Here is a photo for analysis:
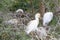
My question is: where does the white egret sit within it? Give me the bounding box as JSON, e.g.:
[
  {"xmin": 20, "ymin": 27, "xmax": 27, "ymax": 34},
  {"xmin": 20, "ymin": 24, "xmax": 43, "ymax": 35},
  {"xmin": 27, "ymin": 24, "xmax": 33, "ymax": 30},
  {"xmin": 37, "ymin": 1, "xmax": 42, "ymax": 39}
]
[
  {"xmin": 36, "ymin": 27, "xmax": 47, "ymax": 40},
  {"xmin": 43, "ymin": 12, "xmax": 53, "ymax": 27},
  {"xmin": 16, "ymin": 9, "xmax": 23, "ymax": 13},
  {"xmin": 16, "ymin": 9, "xmax": 24, "ymax": 18},
  {"xmin": 25, "ymin": 13, "xmax": 41, "ymax": 34}
]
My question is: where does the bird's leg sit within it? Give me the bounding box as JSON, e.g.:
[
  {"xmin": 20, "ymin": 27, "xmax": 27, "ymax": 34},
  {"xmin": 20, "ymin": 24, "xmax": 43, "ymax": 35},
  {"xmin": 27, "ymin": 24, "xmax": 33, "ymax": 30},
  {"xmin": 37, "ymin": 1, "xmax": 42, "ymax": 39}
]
[
  {"xmin": 35, "ymin": 35, "xmax": 40, "ymax": 40},
  {"xmin": 34, "ymin": 31, "xmax": 40, "ymax": 40},
  {"xmin": 30, "ymin": 31, "xmax": 36, "ymax": 40},
  {"xmin": 40, "ymin": 37, "xmax": 43, "ymax": 40},
  {"xmin": 30, "ymin": 32, "xmax": 34, "ymax": 37}
]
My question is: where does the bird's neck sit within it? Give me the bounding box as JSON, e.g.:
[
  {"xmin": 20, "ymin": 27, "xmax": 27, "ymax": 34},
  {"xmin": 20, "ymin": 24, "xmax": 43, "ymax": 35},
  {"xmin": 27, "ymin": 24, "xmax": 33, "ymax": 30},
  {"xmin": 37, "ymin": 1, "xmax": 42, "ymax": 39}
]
[{"xmin": 35, "ymin": 18, "xmax": 39, "ymax": 21}]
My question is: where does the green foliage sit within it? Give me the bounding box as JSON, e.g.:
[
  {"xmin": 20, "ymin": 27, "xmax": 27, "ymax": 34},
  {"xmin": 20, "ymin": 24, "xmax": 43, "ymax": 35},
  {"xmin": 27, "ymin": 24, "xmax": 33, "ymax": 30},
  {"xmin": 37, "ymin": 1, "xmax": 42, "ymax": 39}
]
[
  {"xmin": 0, "ymin": 0, "xmax": 40, "ymax": 12},
  {"xmin": 50, "ymin": 16, "xmax": 57, "ymax": 25},
  {"xmin": 0, "ymin": 17, "xmax": 3, "ymax": 24},
  {"xmin": 0, "ymin": 0, "xmax": 58, "ymax": 12},
  {"xmin": 0, "ymin": 24, "xmax": 31, "ymax": 40},
  {"xmin": 45, "ymin": 0, "xmax": 56, "ymax": 12}
]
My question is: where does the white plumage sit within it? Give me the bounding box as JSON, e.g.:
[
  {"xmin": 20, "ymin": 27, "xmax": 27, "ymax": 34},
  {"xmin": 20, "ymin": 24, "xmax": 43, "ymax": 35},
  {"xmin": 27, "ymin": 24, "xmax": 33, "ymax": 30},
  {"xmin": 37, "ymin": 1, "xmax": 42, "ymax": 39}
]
[
  {"xmin": 43, "ymin": 12, "xmax": 53, "ymax": 26},
  {"xmin": 16, "ymin": 9, "xmax": 23, "ymax": 13},
  {"xmin": 36, "ymin": 27, "xmax": 47, "ymax": 40},
  {"xmin": 25, "ymin": 13, "xmax": 41, "ymax": 34},
  {"xmin": 37, "ymin": 27, "xmax": 47, "ymax": 36}
]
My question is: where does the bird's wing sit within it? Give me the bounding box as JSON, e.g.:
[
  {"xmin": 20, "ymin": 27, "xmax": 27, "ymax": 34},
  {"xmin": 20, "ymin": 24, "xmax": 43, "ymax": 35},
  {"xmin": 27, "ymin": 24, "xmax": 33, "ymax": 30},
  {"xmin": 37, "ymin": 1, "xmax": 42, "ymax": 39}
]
[
  {"xmin": 43, "ymin": 13, "xmax": 53, "ymax": 23},
  {"xmin": 27, "ymin": 20, "xmax": 34, "ymax": 26},
  {"xmin": 26, "ymin": 20, "xmax": 37, "ymax": 30},
  {"xmin": 25, "ymin": 20, "xmax": 36, "ymax": 34}
]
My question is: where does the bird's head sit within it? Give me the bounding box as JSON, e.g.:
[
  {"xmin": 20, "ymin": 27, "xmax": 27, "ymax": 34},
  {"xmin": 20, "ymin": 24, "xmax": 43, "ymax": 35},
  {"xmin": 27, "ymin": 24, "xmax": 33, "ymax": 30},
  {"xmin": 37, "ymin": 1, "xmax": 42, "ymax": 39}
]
[
  {"xmin": 16, "ymin": 9, "xmax": 24, "ymax": 13},
  {"xmin": 35, "ymin": 13, "xmax": 41, "ymax": 20}
]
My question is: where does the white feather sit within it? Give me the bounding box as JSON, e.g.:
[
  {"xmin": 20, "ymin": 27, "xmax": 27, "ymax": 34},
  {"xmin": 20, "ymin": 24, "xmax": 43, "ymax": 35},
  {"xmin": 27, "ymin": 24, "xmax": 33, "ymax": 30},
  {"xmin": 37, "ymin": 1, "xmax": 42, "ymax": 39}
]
[
  {"xmin": 25, "ymin": 13, "xmax": 40, "ymax": 34},
  {"xmin": 16, "ymin": 9, "xmax": 23, "ymax": 13},
  {"xmin": 43, "ymin": 12, "xmax": 53, "ymax": 26},
  {"xmin": 36, "ymin": 27, "xmax": 47, "ymax": 40}
]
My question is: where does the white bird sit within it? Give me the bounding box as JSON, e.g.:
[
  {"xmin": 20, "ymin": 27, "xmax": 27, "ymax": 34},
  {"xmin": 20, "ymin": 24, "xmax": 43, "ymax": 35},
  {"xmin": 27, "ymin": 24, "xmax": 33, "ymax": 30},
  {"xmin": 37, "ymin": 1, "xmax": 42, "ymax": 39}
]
[
  {"xmin": 25, "ymin": 13, "xmax": 41, "ymax": 34},
  {"xmin": 36, "ymin": 27, "xmax": 47, "ymax": 40},
  {"xmin": 16, "ymin": 9, "xmax": 23, "ymax": 13},
  {"xmin": 43, "ymin": 12, "xmax": 53, "ymax": 27},
  {"xmin": 16, "ymin": 9, "xmax": 25, "ymax": 18},
  {"xmin": 37, "ymin": 27, "xmax": 47, "ymax": 36}
]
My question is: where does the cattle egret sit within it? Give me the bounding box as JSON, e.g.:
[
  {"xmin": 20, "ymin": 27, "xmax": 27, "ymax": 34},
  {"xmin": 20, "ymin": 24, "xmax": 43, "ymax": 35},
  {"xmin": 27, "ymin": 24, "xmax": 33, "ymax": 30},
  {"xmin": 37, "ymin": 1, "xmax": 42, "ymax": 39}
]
[
  {"xmin": 25, "ymin": 13, "xmax": 41, "ymax": 34},
  {"xmin": 43, "ymin": 12, "xmax": 53, "ymax": 27},
  {"xmin": 36, "ymin": 27, "xmax": 47, "ymax": 40},
  {"xmin": 16, "ymin": 9, "xmax": 25, "ymax": 18},
  {"xmin": 16, "ymin": 9, "xmax": 23, "ymax": 13}
]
